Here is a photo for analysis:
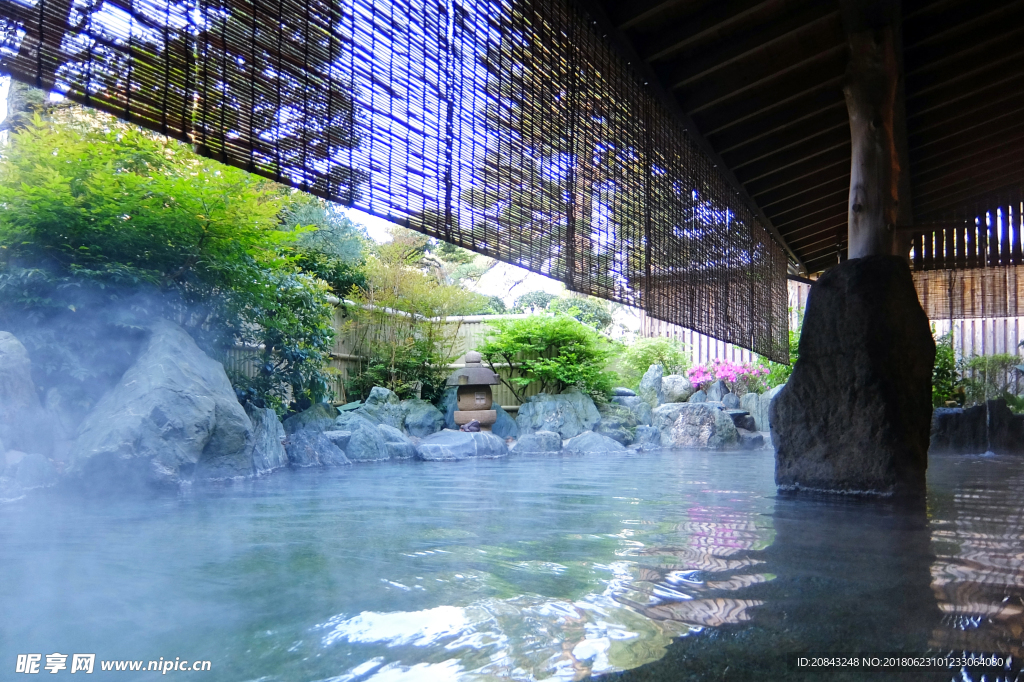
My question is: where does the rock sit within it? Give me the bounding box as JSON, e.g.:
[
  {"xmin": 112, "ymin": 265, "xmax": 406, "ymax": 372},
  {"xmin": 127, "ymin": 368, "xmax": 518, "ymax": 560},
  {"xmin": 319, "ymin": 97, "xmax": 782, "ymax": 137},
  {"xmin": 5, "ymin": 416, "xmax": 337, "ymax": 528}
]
[
  {"xmin": 688, "ymin": 390, "xmax": 707, "ymax": 403},
  {"xmin": 42, "ymin": 388, "xmax": 81, "ymax": 461},
  {"xmin": 516, "ymin": 389, "xmax": 601, "ymax": 439},
  {"xmin": 355, "ymin": 387, "xmax": 406, "ymax": 430},
  {"xmin": 322, "ymin": 429, "xmax": 352, "ymax": 451},
  {"xmin": 283, "ymin": 403, "xmax": 339, "ymax": 435},
  {"xmin": 610, "ymin": 395, "xmax": 653, "ymax": 426},
  {"xmin": 633, "ymin": 425, "xmax": 661, "ymax": 449},
  {"xmin": 759, "ymin": 385, "xmax": 785, "ymax": 432},
  {"xmin": 378, "ymin": 424, "xmax": 417, "ymax": 459},
  {"xmin": 68, "ymin": 320, "xmax": 254, "ymax": 487},
  {"xmin": 0, "ymin": 332, "xmax": 50, "ymax": 456},
  {"xmin": 403, "ymin": 399, "xmax": 444, "ymax": 437},
  {"xmin": 511, "ymin": 431, "xmax": 562, "ymax": 454},
  {"xmin": 246, "ymin": 406, "xmax": 288, "ymax": 475},
  {"xmin": 737, "ymin": 429, "xmax": 765, "ymax": 450},
  {"xmin": 438, "ymin": 387, "xmax": 459, "ymax": 430},
  {"xmin": 983, "ymin": 399, "xmax": 1024, "ymax": 455},
  {"xmin": 739, "ymin": 392, "xmax": 760, "ymax": 422},
  {"xmin": 416, "ymin": 429, "xmax": 508, "ymax": 461},
  {"xmin": 662, "ymin": 375, "xmax": 694, "ymax": 403},
  {"xmin": 725, "ymin": 409, "xmax": 756, "ymax": 432},
  {"xmin": 929, "ymin": 406, "xmax": 986, "ymax": 455},
  {"xmin": 5, "ymin": 452, "xmax": 58, "ymax": 490},
  {"xmin": 706, "ymin": 380, "xmax": 728, "ymax": 402},
  {"xmin": 285, "ymin": 430, "xmax": 351, "ymax": 467},
  {"xmin": 564, "ymin": 431, "xmax": 627, "ymax": 454},
  {"xmin": 638, "ymin": 365, "xmax": 664, "ymax": 408},
  {"xmin": 771, "ymin": 256, "xmax": 934, "ymax": 496},
  {"xmin": 722, "ymin": 393, "xmax": 740, "ymax": 409},
  {"xmin": 612, "ymin": 387, "xmax": 637, "ymax": 397},
  {"xmin": 335, "ymin": 413, "xmax": 390, "ymax": 461},
  {"xmin": 492, "ymin": 404, "xmax": 519, "ymax": 439},
  {"xmin": 596, "ymin": 403, "xmax": 638, "ymax": 445},
  {"xmin": 653, "ymin": 403, "xmax": 738, "ymax": 449}
]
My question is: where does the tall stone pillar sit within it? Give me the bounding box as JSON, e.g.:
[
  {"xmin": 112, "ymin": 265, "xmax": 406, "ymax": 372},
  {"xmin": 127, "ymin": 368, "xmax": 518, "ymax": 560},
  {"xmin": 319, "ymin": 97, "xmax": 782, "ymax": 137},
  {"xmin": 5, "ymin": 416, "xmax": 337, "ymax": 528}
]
[{"xmin": 770, "ymin": 256, "xmax": 934, "ymax": 496}]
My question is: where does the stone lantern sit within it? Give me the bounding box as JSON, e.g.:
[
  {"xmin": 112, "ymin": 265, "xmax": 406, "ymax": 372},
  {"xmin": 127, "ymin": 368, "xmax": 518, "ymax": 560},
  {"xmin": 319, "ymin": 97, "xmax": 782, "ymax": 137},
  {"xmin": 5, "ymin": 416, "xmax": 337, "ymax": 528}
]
[{"xmin": 447, "ymin": 351, "xmax": 501, "ymax": 431}]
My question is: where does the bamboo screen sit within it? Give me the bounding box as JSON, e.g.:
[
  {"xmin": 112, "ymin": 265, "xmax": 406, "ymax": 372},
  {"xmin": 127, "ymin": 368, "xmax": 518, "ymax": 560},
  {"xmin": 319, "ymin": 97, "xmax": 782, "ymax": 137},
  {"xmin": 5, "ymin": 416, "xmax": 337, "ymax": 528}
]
[{"xmin": 0, "ymin": 0, "xmax": 789, "ymax": 360}]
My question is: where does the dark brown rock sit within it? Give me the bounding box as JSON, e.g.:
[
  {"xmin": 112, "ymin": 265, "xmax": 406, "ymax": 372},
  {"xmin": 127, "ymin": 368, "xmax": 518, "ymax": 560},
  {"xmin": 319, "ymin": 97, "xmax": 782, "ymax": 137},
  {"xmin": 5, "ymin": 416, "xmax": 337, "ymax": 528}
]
[
  {"xmin": 771, "ymin": 256, "xmax": 934, "ymax": 496},
  {"xmin": 929, "ymin": 406, "xmax": 987, "ymax": 455}
]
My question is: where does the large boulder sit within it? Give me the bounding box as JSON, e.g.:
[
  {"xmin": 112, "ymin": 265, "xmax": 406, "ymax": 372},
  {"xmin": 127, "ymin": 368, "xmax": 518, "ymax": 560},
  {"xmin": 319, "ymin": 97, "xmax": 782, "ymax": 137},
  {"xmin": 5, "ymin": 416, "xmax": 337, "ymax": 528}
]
[
  {"xmin": 610, "ymin": 395, "xmax": 652, "ymax": 426},
  {"xmin": 68, "ymin": 320, "xmax": 254, "ymax": 488},
  {"xmin": 739, "ymin": 385, "xmax": 785, "ymax": 432},
  {"xmin": 3, "ymin": 451, "xmax": 58, "ymax": 491},
  {"xmin": 416, "ymin": 429, "xmax": 508, "ymax": 461},
  {"xmin": 403, "ymin": 399, "xmax": 444, "ymax": 437},
  {"xmin": 637, "ymin": 364, "xmax": 664, "ymax": 408},
  {"xmin": 438, "ymin": 387, "xmax": 459, "ymax": 430},
  {"xmin": 0, "ymin": 332, "xmax": 50, "ymax": 456},
  {"xmin": 662, "ymin": 375, "xmax": 694, "ymax": 403},
  {"xmin": 564, "ymin": 431, "xmax": 626, "ymax": 454},
  {"xmin": 739, "ymin": 392, "xmax": 760, "ymax": 424},
  {"xmin": 492, "ymin": 404, "xmax": 519, "ymax": 439},
  {"xmin": 653, "ymin": 402, "xmax": 738, "ymax": 450},
  {"xmin": 722, "ymin": 393, "xmax": 740, "ymax": 409},
  {"xmin": 247, "ymin": 406, "xmax": 289, "ymax": 475},
  {"xmin": 929, "ymin": 406, "xmax": 987, "ymax": 455},
  {"xmin": 612, "ymin": 387, "xmax": 637, "ymax": 397},
  {"xmin": 283, "ymin": 403, "xmax": 338, "ymax": 435},
  {"xmin": 378, "ymin": 424, "xmax": 417, "ymax": 459},
  {"xmin": 595, "ymin": 403, "xmax": 638, "ymax": 445},
  {"xmin": 516, "ymin": 389, "xmax": 600, "ymax": 439},
  {"xmin": 983, "ymin": 399, "xmax": 1024, "ymax": 455},
  {"xmin": 335, "ymin": 412, "xmax": 390, "ymax": 461},
  {"xmin": 706, "ymin": 380, "xmax": 728, "ymax": 402},
  {"xmin": 771, "ymin": 256, "xmax": 935, "ymax": 496},
  {"xmin": 354, "ymin": 387, "xmax": 406, "ymax": 430},
  {"xmin": 688, "ymin": 390, "xmax": 707, "ymax": 403},
  {"xmin": 511, "ymin": 431, "xmax": 562, "ymax": 454},
  {"xmin": 285, "ymin": 430, "xmax": 351, "ymax": 467},
  {"xmin": 633, "ymin": 425, "xmax": 661, "ymax": 449}
]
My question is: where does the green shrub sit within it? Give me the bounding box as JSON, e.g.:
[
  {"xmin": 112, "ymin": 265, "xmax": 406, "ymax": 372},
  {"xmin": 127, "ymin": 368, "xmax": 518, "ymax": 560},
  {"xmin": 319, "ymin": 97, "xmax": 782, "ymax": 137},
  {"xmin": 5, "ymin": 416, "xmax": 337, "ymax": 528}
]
[
  {"xmin": 932, "ymin": 331, "xmax": 964, "ymax": 407},
  {"xmin": 477, "ymin": 315, "xmax": 615, "ymax": 403},
  {"xmin": 963, "ymin": 352, "xmax": 1020, "ymax": 407},
  {"xmin": 620, "ymin": 337, "xmax": 690, "ymax": 388}
]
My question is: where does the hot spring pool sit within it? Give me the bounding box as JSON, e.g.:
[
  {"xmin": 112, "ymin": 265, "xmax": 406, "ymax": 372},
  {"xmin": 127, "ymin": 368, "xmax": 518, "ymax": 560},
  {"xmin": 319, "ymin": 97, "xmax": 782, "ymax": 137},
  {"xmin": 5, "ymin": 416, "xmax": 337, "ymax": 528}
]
[{"xmin": 1, "ymin": 449, "xmax": 1022, "ymax": 681}]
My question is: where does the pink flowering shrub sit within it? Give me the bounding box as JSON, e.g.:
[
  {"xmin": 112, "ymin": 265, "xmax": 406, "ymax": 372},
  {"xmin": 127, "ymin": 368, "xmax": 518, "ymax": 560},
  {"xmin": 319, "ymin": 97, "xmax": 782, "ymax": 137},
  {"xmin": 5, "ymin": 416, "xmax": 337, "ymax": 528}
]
[{"xmin": 687, "ymin": 359, "xmax": 770, "ymax": 394}]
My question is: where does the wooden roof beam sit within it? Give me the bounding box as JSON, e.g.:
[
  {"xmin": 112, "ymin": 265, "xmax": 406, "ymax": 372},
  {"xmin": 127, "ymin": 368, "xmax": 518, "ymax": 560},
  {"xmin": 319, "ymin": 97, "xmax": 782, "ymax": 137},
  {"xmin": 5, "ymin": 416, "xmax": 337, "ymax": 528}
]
[
  {"xmin": 698, "ymin": 76, "xmax": 844, "ymax": 138},
  {"xmin": 745, "ymin": 148, "xmax": 851, "ymax": 198},
  {"xmin": 759, "ymin": 173, "xmax": 850, "ymax": 212},
  {"xmin": 911, "ymin": 122, "xmax": 1024, "ymax": 171},
  {"xmin": 909, "ymin": 91, "xmax": 1024, "ymax": 153},
  {"xmin": 637, "ymin": 0, "xmax": 777, "ymax": 60}
]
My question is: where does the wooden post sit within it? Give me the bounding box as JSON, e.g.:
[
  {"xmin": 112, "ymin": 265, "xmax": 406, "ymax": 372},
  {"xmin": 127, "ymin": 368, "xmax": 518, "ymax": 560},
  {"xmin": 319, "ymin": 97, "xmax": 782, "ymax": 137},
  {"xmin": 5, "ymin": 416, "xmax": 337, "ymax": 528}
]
[{"xmin": 841, "ymin": 0, "xmax": 907, "ymax": 259}]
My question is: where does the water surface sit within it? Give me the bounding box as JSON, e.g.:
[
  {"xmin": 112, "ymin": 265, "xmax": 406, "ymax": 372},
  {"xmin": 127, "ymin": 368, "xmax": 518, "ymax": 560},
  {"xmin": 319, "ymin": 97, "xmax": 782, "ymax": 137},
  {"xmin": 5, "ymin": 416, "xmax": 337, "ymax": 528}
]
[{"xmin": 1, "ymin": 450, "xmax": 1022, "ymax": 681}]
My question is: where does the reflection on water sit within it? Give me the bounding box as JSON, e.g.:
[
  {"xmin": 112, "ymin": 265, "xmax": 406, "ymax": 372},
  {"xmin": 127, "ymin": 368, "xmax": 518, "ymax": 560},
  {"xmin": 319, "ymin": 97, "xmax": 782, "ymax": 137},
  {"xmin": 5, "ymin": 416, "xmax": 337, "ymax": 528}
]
[{"xmin": 0, "ymin": 450, "xmax": 1022, "ymax": 680}]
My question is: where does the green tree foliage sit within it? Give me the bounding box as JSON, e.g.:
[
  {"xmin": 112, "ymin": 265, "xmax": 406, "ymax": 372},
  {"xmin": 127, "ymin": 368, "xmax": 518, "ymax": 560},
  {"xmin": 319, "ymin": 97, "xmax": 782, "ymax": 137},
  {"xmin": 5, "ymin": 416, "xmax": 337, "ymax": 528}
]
[
  {"xmin": 620, "ymin": 337, "xmax": 690, "ymax": 388},
  {"xmin": 344, "ymin": 228, "xmax": 484, "ymax": 402},
  {"xmin": 755, "ymin": 309, "xmax": 802, "ymax": 389},
  {"xmin": 932, "ymin": 331, "xmax": 965, "ymax": 407},
  {"xmin": 512, "ymin": 291, "xmax": 556, "ymax": 313},
  {"xmin": 963, "ymin": 352, "xmax": 1020, "ymax": 407},
  {"xmin": 0, "ymin": 105, "xmax": 338, "ymax": 413},
  {"xmin": 477, "ymin": 315, "xmax": 615, "ymax": 403},
  {"xmin": 548, "ymin": 296, "xmax": 613, "ymax": 331},
  {"xmin": 281, "ymin": 199, "xmax": 367, "ymax": 296}
]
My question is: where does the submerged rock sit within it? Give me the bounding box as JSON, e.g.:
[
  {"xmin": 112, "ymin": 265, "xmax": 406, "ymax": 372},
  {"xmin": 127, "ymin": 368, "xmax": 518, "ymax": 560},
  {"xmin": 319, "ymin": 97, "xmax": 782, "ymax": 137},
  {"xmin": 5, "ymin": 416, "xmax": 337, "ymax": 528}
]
[
  {"xmin": 662, "ymin": 375, "xmax": 694, "ymax": 403},
  {"xmin": 283, "ymin": 403, "xmax": 339, "ymax": 435},
  {"xmin": 247, "ymin": 406, "xmax": 289, "ymax": 475},
  {"xmin": 737, "ymin": 429, "xmax": 765, "ymax": 450},
  {"xmin": 516, "ymin": 389, "xmax": 600, "ymax": 439},
  {"xmin": 511, "ymin": 430, "xmax": 562, "ymax": 454},
  {"xmin": 285, "ymin": 430, "xmax": 351, "ymax": 467},
  {"xmin": 638, "ymin": 365, "xmax": 664, "ymax": 408},
  {"xmin": 416, "ymin": 429, "xmax": 508, "ymax": 461},
  {"xmin": 633, "ymin": 425, "xmax": 661, "ymax": 449},
  {"xmin": 653, "ymin": 402, "xmax": 738, "ymax": 450},
  {"xmin": 563, "ymin": 431, "xmax": 626, "ymax": 454},
  {"xmin": 68, "ymin": 319, "xmax": 254, "ymax": 488}
]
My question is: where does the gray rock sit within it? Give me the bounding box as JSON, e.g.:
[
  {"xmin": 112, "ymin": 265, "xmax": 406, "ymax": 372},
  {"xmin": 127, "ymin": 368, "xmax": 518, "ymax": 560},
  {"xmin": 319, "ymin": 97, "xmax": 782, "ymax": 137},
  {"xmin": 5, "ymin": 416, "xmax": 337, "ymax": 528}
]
[
  {"xmin": 706, "ymin": 380, "xmax": 728, "ymax": 402},
  {"xmin": 492, "ymin": 404, "xmax": 519, "ymax": 439},
  {"xmin": 322, "ymin": 430, "xmax": 352, "ymax": 452},
  {"xmin": 759, "ymin": 385, "xmax": 785, "ymax": 432},
  {"xmin": 516, "ymin": 389, "xmax": 601, "ymax": 439},
  {"xmin": 688, "ymin": 390, "xmax": 707, "ymax": 403},
  {"xmin": 929, "ymin": 406, "xmax": 987, "ymax": 455},
  {"xmin": 68, "ymin": 320, "xmax": 254, "ymax": 487},
  {"xmin": 638, "ymin": 365, "xmax": 664, "ymax": 408},
  {"xmin": 610, "ymin": 395, "xmax": 652, "ymax": 426},
  {"xmin": 335, "ymin": 413, "xmax": 390, "ymax": 461},
  {"xmin": 633, "ymin": 425, "xmax": 661, "ymax": 449},
  {"xmin": 737, "ymin": 429, "xmax": 765, "ymax": 450},
  {"xmin": 511, "ymin": 430, "xmax": 562, "ymax": 454},
  {"xmin": 7, "ymin": 452, "xmax": 57, "ymax": 490},
  {"xmin": 367, "ymin": 386, "xmax": 400, "ymax": 405},
  {"xmin": 403, "ymin": 399, "xmax": 444, "ymax": 437},
  {"xmin": 771, "ymin": 256, "xmax": 934, "ymax": 496},
  {"xmin": 355, "ymin": 387, "xmax": 406, "ymax": 430},
  {"xmin": 0, "ymin": 332, "xmax": 50, "ymax": 456},
  {"xmin": 722, "ymin": 393, "xmax": 740, "ymax": 409},
  {"xmin": 246, "ymin": 406, "xmax": 288, "ymax": 475},
  {"xmin": 662, "ymin": 375, "xmax": 694, "ymax": 403},
  {"xmin": 983, "ymin": 399, "xmax": 1024, "ymax": 455},
  {"xmin": 725, "ymin": 409, "xmax": 756, "ymax": 432},
  {"xmin": 283, "ymin": 403, "xmax": 339, "ymax": 435},
  {"xmin": 653, "ymin": 402, "xmax": 738, "ymax": 449},
  {"xmin": 285, "ymin": 430, "xmax": 351, "ymax": 467},
  {"xmin": 611, "ymin": 395, "xmax": 641, "ymax": 408},
  {"xmin": 438, "ymin": 387, "xmax": 458, "ymax": 430},
  {"xmin": 740, "ymin": 392, "xmax": 760, "ymax": 422},
  {"xmin": 596, "ymin": 403, "xmax": 638, "ymax": 445},
  {"xmin": 564, "ymin": 430, "xmax": 627, "ymax": 454},
  {"xmin": 416, "ymin": 429, "xmax": 508, "ymax": 461},
  {"xmin": 612, "ymin": 387, "xmax": 637, "ymax": 397},
  {"xmin": 378, "ymin": 424, "xmax": 417, "ymax": 459}
]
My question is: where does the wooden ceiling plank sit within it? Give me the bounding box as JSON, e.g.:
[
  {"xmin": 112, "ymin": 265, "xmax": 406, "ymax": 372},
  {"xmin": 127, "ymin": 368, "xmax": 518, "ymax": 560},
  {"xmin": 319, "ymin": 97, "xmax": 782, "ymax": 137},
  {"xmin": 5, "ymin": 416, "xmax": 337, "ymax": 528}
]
[
  {"xmin": 913, "ymin": 157, "xmax": 1024, "ymax": 205},
  {"xmin": 768, "ymin": 187, "xmax": 850, "ymax": 221},
  {"xmin": 729, "ymin": 122, "xmax": 849, "ymax": 173},
  {"xmin": 713, "ymin": 101, "xmax": 846, "ymax": 155},
  {"xmin": 905, "ymin": 67, "xmax": 1024, "ymax": 122},
  {"xmin": 909, "ymin": 93, "xmax": 1024, "ymax": 154},
  {"xmin": 911, "ymin": 121, "xmax": 1024, "ymax": 171},
  {"xmin": 736, "ymin": 138, "xmax": 850, "ymax": 185},
  {"xmin": 915, "ymin": 173, "xmax": 1024, "ymax": 219},
  {"xmin": 613, "ymin": 0, "xmax": 694, "ymax": 30},
  {"xmin": 913, "ymin": 148, "xmax": 1024, "ymax": 196},
  {"xmin": 778, "ymin": 212, "xmax": 849, "ymax": 242},
  {"xmin": 757, "ymin": 170, "xmax": 849, "ymax": 210},
  {"xmin": 637, "ymin": 0, "xmax": 776, "ymax": 61},
  {"xmin": 744, "ymin": 149, "xmax": 851, "ymax": 198},
  {"xmin": 906, "ymin": 41, "xmax": 1024, "ymax": 101},
  {"xmin": 903, "ymin": 0, "xmax": 1024, "ymax": 52},
  {"xmin": 697, "ymin": 76, "xmax": 844, "ymax": 138}
]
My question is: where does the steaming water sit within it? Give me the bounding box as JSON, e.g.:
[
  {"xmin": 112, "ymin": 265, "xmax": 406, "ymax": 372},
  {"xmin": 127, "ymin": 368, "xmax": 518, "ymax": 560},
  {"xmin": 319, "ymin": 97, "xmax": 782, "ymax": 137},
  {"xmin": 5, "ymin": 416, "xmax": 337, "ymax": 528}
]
[{"xmin": 1, "ymin": 450, "xmax": 1022, "ymax": 681}]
